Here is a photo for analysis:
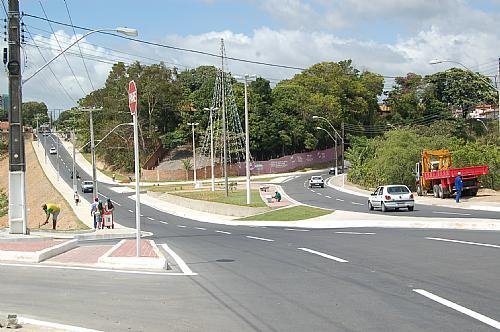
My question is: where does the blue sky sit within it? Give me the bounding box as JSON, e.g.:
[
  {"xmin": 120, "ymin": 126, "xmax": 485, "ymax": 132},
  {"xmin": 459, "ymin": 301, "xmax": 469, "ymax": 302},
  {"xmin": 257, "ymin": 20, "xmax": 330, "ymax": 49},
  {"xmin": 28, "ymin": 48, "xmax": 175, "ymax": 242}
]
[{"xmin": 2, "ymin": 0, "xmax": 499, "ymax": 110}]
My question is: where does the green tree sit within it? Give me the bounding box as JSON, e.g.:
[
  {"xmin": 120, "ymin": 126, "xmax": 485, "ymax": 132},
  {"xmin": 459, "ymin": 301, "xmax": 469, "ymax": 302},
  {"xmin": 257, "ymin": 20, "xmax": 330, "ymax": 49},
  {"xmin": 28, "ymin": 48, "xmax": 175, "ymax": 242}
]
[{"xmin": 22, "ymin": 101, "xmax": 49, "ymax": 127}]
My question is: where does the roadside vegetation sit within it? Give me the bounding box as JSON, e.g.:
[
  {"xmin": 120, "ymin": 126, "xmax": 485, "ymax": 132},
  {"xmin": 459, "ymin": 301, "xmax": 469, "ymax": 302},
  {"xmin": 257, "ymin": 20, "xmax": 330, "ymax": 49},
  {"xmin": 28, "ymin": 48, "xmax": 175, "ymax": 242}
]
[
  {"xmin": 238, "ymin": 206, "xmax": 333, "ymax": 221},
  {"xmin": 0, "ymin": 189, "xmax": 7, "ymax": 217}
]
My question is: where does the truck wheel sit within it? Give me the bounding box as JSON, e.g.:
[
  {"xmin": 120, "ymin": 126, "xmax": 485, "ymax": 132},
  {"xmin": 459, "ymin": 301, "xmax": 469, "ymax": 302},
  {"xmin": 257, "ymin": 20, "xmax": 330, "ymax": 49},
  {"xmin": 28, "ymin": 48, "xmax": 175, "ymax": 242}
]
[
  {"xmin": 470, "ymin": 189, "xmax": 478, "ymax": 196},
  {"xmin": 438, "ymin": 185, "xmax": 444, "ymax": 199},
  {"xmin": 433, "ymin": 184, "xmax": 439, "ymax": 198},
  {"xmin": 408, "ymin": 206, "xmax": 414, "ymax": 211},
  {"xmin": 381, "ymin": 203, "xmax": 387, "ymax": 212}
]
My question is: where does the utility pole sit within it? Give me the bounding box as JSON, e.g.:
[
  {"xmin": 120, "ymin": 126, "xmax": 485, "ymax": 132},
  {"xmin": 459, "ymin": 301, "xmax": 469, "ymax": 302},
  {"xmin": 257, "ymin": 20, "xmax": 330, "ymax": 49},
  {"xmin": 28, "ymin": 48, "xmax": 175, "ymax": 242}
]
[
  {"xmin": 243, "ymin": 74, "xmax": 256, "ymax": 205},
  {"xmin": 221, "ymin": 39, "xmax": 228, "ymax": 197},
  {"xmin": 72, "ymin": 129, "xmax": 76, "ymax": 192},
  {"xmin": 187, "ymin": 122, "xmax": 199, "ymax": 186},
  {"xmin": 203, "ymin": 107, "xmax": 218, "ymax": 191},
  {"xmin": 7, "ymin": 0, "xmax": 27, "ymax": 234},
  {"xmin": 498, "ymin": 58, "xmax": 500, "ymax": 135},
  {"xmin": 341, "ymin": 121, "xmax": 345, "ymax": 187},
  {"xmin": 89, "ymin": 108, "xmax": 97, "ymax": 198}
]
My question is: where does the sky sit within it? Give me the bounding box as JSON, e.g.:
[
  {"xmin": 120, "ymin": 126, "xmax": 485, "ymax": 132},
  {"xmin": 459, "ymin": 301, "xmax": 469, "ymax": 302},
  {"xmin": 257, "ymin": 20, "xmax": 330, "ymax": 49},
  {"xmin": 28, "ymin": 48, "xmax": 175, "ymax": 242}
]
[{"xmin": 1, "ymin": 0, "xmax": 500, "ymax": 112}]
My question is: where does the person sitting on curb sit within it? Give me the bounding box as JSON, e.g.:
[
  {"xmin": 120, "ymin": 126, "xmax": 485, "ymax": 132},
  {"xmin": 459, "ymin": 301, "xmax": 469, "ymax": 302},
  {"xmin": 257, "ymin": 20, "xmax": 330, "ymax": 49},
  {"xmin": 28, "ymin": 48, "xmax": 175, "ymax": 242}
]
[
  {"xmin": 272, "ymin": 191, "xmax": 282, "ymax": 202},
  {"xmin": 41, "ymin": 203, "xmax": 60, "ymax": 230}
]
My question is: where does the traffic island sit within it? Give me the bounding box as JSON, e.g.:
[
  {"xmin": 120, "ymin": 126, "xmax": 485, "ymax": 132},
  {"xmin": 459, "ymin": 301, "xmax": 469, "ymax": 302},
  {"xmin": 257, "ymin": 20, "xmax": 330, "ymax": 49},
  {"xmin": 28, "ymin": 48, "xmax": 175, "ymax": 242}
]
[
  {"xmin": 0, "ymin": 238, "xmax": 78, "ymax": 263},
  {"xmin": 98, "ymin": 239, "xmax": 167, "ymax": 270}
]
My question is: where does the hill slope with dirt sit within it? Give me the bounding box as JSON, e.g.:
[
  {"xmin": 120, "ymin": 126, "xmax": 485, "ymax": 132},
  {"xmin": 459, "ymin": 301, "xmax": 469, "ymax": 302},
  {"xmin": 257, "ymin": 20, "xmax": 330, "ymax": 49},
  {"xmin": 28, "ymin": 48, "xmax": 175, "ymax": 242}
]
[{"xmin": 0, "ymin": 140, "xmax": 84, "ymax": 230}]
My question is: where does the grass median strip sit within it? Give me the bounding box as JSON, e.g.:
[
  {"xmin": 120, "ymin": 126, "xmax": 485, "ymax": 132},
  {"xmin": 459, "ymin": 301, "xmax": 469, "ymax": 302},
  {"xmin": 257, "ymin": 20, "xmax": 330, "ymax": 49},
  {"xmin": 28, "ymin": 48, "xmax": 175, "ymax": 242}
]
[
  {"xmin": 238, "ymin": 205, "xmax": 333, "ymax": 221},
  {"xmin": 168, "ymin": 189, "xmax": 267, "ymax": 208}
]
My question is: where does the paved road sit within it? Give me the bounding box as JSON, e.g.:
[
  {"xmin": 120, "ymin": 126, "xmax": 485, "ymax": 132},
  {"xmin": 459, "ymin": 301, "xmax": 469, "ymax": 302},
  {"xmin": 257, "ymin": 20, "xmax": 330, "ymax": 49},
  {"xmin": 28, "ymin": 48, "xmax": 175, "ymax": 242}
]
[
  {"xmin": 280, "ymin": 172, "xmax": 500, "ymax": 219},
  {"xmin": 6, "ymin": 136, "xmax": 496, "ymax": 331}
]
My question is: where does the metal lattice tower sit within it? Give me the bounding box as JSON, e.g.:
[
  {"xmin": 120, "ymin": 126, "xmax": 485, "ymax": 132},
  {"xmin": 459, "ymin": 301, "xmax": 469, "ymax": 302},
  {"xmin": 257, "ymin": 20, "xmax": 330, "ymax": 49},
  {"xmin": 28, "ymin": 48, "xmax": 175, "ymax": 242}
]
[{"xmin": 200, "ymin": 39, "xmax": 247, "ymax": 168}]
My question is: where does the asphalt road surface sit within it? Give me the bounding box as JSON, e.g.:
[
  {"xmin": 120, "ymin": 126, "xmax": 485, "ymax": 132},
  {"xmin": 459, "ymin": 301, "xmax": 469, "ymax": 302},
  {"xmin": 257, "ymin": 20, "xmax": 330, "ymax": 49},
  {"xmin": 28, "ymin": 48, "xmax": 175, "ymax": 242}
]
[{"xmin": 4, "ymin": 136, "xmax": 496, "ymax": 331}]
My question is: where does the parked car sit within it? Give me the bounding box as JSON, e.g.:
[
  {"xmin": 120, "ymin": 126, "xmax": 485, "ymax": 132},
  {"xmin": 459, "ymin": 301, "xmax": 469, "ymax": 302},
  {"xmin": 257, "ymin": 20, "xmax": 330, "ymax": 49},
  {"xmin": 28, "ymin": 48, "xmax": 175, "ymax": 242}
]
[
  {"xmin": 81, "ymin": 180, "xmax": 93, "ymax": 193},
  {"xmin": 368, "ymin": 185, "xmax": 414, "ymax": 212},
  {"xmin": 49, "ymin": 146, "xmax": 57, "ymax": 154},
  {"xmin": 309, "ymin": 175, "xmax": 325, "ymax": 188}
]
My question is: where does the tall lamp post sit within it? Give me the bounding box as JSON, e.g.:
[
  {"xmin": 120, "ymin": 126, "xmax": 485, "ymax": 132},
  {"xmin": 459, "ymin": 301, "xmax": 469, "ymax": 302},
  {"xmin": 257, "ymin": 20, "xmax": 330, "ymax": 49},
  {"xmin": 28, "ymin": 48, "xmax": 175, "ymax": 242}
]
[
  {"xmin": 203, "ymin": 107, "xmax": 218, "ymax": 191},
  {"xmin": 429, "ymin": 59, "xmax": 500, "ymax": 135},
  {"xmin": 312, "ymin": 115, "xmax": 344, "ymax": 176},
  {"xmin": 316, "ymin": 126, "xmax": 337, "ymax": 177},
  {"xmin": 236, "ymin": 74, "xmax": 256, "ymax": 204},
  {"xmin": 476, "ymin": 118, "xmax": 488, "ymax": 132},
  {"xmin": 187, "ymin": 122, "xmax": 199, "ymax": 186}
]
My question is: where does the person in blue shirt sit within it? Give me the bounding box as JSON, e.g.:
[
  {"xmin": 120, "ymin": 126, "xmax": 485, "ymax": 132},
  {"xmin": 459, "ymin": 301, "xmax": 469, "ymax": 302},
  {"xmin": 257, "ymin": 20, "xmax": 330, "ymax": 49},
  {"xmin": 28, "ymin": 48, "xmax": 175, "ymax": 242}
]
[{"xmin": 454, "ymin": 172, "xmax": 463, "ymax": 203}]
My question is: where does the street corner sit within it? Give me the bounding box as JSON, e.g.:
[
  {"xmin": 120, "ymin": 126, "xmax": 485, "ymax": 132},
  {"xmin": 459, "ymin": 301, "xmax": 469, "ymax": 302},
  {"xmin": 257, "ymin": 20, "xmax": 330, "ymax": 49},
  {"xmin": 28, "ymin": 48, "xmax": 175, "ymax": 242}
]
[
  {"xmin": 97, "ymin": 239, "xmax": 168, "ymax": 271},
  {"xmin": 74, "ymin": 227, "xmax": 153, "ymax": 241},
  {"xmin": 0, "ymin": 237, "xmax": 78, "ymax": 263}
]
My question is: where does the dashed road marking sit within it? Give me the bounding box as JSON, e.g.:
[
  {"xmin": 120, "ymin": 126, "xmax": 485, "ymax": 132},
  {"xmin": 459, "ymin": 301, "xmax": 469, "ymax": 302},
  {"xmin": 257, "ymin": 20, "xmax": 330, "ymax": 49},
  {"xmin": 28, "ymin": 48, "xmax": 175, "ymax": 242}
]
[
  {"xmin": 284, "ymin": 228, "xmax": 310, "ymax": 232},
  {"xmin": 215, "ymin": 230, "xmax": 231, "ymax": 234},
  {"xmin": 335, "ymin": 231, "xmax": 375, "ymax": 235},
  {"xmin": 413, "ymin": 289, "xmax": 500, "ymax": 329},
  {"xmin": 325, "ymin": 195, "xmax": 332, "ymax": 198},
  {"xmin": 316, "ymin": 192, "xmax": 322, "ymax": 195},
  {"xmin": 195, "ymin": 227, "xmax": 206, "ymax": 230},
  {"xmin": 351, "ymin": 202, "xmax": 364, "ymax": 206},
  {"xmin": 157, "ymin": 220, "xmax": 168, "ymax": 225},
  {"xmin": 310, "ymin": 190, "xmax": 316, "ymax": 193},
  {"xmin": 147, "ymin": 217, "xmax": 155, "ymax": 221},
  {"xmin": 336, "ymin": 198, "xmax": 344, "ymax": 202},
  {"xmin": 177, "ymin": 225, "xmax": 187, "ymax": 228},
  {"xmin": 426, "ymin": 237, "xmax": 500, "ymax": 249},
  {"xmin": 128, "ymin": 209, "xmax": 133, "ymax": 213},
  {"xmin": 298, "ymin": 248, "xmax": 348, "ymax": 263},
  {"xmin": 246, "ymin": 236, "xmax": 274, "ymax": 242}
]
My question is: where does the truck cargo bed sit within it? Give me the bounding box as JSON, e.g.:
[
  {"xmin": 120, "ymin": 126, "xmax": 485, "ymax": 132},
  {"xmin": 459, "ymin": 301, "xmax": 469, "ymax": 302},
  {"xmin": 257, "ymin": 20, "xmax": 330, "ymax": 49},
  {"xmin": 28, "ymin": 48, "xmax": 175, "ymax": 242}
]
[{"xmin": 423, "ymin": 165, "xmax": 489, "ymax": 180}]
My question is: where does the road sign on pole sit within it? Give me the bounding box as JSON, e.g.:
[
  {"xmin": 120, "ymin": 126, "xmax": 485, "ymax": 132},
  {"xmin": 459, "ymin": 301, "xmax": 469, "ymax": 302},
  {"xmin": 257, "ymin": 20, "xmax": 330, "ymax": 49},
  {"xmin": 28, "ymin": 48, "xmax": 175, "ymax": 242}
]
[{"xmin": 128, "ymin": 80, "xmax": 137, "ymax": 115}]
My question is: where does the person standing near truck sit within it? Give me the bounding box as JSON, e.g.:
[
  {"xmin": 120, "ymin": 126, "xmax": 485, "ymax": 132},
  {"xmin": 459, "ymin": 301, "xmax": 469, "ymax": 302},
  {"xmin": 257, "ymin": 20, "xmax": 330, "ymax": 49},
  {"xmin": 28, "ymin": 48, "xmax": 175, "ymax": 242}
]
[{"xmin": 455, "ymin": 172, "xmax": 463, "ymax": 203}]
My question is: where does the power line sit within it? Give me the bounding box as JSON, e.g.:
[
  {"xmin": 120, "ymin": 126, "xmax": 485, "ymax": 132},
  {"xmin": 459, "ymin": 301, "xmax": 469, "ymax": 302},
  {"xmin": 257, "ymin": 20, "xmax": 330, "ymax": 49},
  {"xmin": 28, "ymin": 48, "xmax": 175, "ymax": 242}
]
[{"xmin": 63, "ymin": 0, "xmax": 95, "ymax": 91}]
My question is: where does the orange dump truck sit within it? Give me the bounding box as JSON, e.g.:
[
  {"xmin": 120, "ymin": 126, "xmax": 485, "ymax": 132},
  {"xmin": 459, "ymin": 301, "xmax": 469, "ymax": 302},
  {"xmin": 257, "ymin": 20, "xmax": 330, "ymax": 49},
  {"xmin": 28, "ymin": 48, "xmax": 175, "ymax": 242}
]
[{"xmin": 415, "ymin": 149, "xmax": 489, "ymax": 198}]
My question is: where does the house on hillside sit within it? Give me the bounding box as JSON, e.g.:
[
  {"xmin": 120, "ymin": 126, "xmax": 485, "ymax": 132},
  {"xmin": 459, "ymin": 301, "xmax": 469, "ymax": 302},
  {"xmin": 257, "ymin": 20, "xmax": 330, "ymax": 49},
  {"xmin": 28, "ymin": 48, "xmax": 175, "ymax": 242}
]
[{"xmin": 468, "ymin": 104, "xmax": 499, "ymax": 119}]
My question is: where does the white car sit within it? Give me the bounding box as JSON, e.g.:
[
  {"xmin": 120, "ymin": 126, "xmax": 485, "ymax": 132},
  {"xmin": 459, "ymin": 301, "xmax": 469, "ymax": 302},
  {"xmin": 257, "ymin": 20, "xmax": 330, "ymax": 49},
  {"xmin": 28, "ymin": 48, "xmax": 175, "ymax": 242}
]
[
  {"xmin": 368, "ymin": 185, "xmax": 414, "ymax": 212},
  {"xmin": 81, "ymin": 180, "xmax": 94, "ymax": 193},
  {"xmin": 49, "ymin": 147, "xmax": 57, "ymax": 155},
  {"xmin": 309, "ymin": 175, "xmax": 325, "ymax": 188}
]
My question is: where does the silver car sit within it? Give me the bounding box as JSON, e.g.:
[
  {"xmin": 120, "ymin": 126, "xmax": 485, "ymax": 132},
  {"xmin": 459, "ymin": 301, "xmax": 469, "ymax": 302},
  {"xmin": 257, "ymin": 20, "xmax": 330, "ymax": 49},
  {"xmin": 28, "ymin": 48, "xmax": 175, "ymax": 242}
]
[
  {"xmin": 309, "ymin": 175, "xmax": 325, "ymax": 188},
  {"xmin": 368, "ymin": 185, "xmax": 414, "ymax": 212},
  {"xmin": 81, "ymin": 180, "xmax": 93, "ymax": 193}
]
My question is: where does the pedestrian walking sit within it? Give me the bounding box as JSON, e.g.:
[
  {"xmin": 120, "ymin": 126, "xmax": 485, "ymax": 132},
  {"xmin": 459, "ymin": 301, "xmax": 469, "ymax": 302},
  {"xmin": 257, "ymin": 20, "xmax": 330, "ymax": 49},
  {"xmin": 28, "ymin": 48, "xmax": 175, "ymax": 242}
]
[
  {"xmin": 104, "ymin": 198, "xmax": 115, "ymax": 229},
  {"xmin": 96, "ymin": 201, "xmax": 104, "ymax": 229},
  {"xmin": 41, "ymin": 203, "xmax": 60, "ymax": 230},
  {"xmin": 91, "ymin": 197, "xmax": 99, "ymax": 229},
  {"xmin": 74, "ymin": 191, "xmax": 80, "ymax": 206},
  {"xmin": 112, "ymin": 173, "xmax": 116, "ymax": 182},
  {"xmin": 455, "ymin": 171, "xmax": 463, "ymax": 203}
]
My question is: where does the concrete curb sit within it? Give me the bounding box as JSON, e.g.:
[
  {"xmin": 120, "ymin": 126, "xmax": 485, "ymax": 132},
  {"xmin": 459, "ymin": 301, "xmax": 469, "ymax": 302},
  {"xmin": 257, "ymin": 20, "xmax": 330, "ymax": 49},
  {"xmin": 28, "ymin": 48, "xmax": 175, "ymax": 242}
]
[
  {"xmin": 75, "ymin": 230, "xmax": 153, "ymax": 241},
  {"xmin": 0, "ymin": 239, "xmax": 78, "ymax": 263},
  {"xmin": 97, "ymin": 239, "xmax": 167, "ymax": 270}
]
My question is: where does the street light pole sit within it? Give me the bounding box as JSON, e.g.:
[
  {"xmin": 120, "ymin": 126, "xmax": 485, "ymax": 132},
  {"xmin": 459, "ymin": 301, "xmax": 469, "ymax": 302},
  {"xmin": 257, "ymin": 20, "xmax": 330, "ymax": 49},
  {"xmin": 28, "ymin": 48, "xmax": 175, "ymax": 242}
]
[
  {"xmin": 204, "ymin": 107, "xmax": 218, "ymax": 191},
  {"xmin": 243, "ymin": 74, "xmax": 256, "ymax": 205},
  {"xmin": 187, "ymin": 122, "xmax": 199, "ymax": 186},
  {"xmin": 312, "ymin": 115, "xmax": 343, "ymax": 175},
  {"xmin": 72, "ymin": 129, "xmax": 76, "ymax": 192},
  {"xmin": 316, "ymin": 126, "xmax": 337, "ymax": 177},
  {"xmin": 89, "ymin": 108, "xmax": 97, "ymax": 199},
  {"xmin": 476, "ymin": 118, "xmax": 488, "ymax": 131}
]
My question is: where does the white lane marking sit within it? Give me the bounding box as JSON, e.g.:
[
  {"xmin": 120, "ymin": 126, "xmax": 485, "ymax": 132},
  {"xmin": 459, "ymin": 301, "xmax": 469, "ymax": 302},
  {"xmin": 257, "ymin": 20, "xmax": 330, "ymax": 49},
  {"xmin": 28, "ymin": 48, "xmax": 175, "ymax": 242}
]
[
  {"xmin": 298, "ymin": 248, "xmax": 348, "ymax": 263},
  {"xmin": 325, "ymin": 195, "xmax": 332, "ymax": 198},
  {"xmin": 128, "ymin": 209, "xmax": 133, "ymax": 213},
  {"xmin": 147, "ymin": 217, "xmax": 155, "ymax": 221},
  {"xmin": 336, "ymin": 198, "xmax": 345, "ymax": 202},
  {"xmin": 160, "ymin": 244, "xmax": 196, "ymax": 275},
  {"xmin": 426, "ymin": 237, "xmax": 500, "ymax": 249},
  {"xmin": 157, "ymin": 220, "xmax": 168, "ymax": 225},
  {"xmin": 177, "ymin": 225, "xmax": 187, "ymax": 228},
  {"xmin": 351, "ymin": 202, "xmax": 364, "ymax": 206},
  {"xmin": 413, "ymin": 289, "xmax": 500, "ymax": 329},
  {"xmin": 310, "ymin": 189, "xmax": 316, "ymax": 193},
  {"xmin": 316, "ymin": 192, "xmax": 322, "ymax": 195},
  {"xmin": 19, "ymin": 316, "xmax": 102, "ymax": 332},
  {"xmin": 246, "ymin": 235, "xmax": 274, "ymax": 242},
  {"xmin": 140, "ymin": 214, "xmax": 144, "ymax": 217},
  {"xmin": 195, "ymin": 227, "xmax": 206, "ymax": 230},
  {"xmin": 215, "ymin": 230, "xmax": 231, "ymax": 234},
  {"xmin": 433, "ymin": 211, "xmax": 471, "ymax": 216},
  {"xmin": 284, "ymin": 228, "xmax": 310, "ymax": 232},
  {"xmin": 99, "ymin": 193, "xmax": 109, "ymax": 199},
  {"xmin": 335, "ymin": 231, "xmax": 375, "ymax": 235},
  {"xmin": 111, "ymin": 200, "xmax": 121, "ymax": 207},
  {"xmin": 0, "ymin": 262, "xmax": 189, "ymax": 276}
]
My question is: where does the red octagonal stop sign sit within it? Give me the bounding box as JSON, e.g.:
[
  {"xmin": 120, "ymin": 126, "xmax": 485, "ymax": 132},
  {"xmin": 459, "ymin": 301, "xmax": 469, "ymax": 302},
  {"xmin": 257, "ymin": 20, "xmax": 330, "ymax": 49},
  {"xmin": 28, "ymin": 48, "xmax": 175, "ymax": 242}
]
[{"xmin": 128, "ymin": 80, "xmax": 137, "ymax": 115}]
